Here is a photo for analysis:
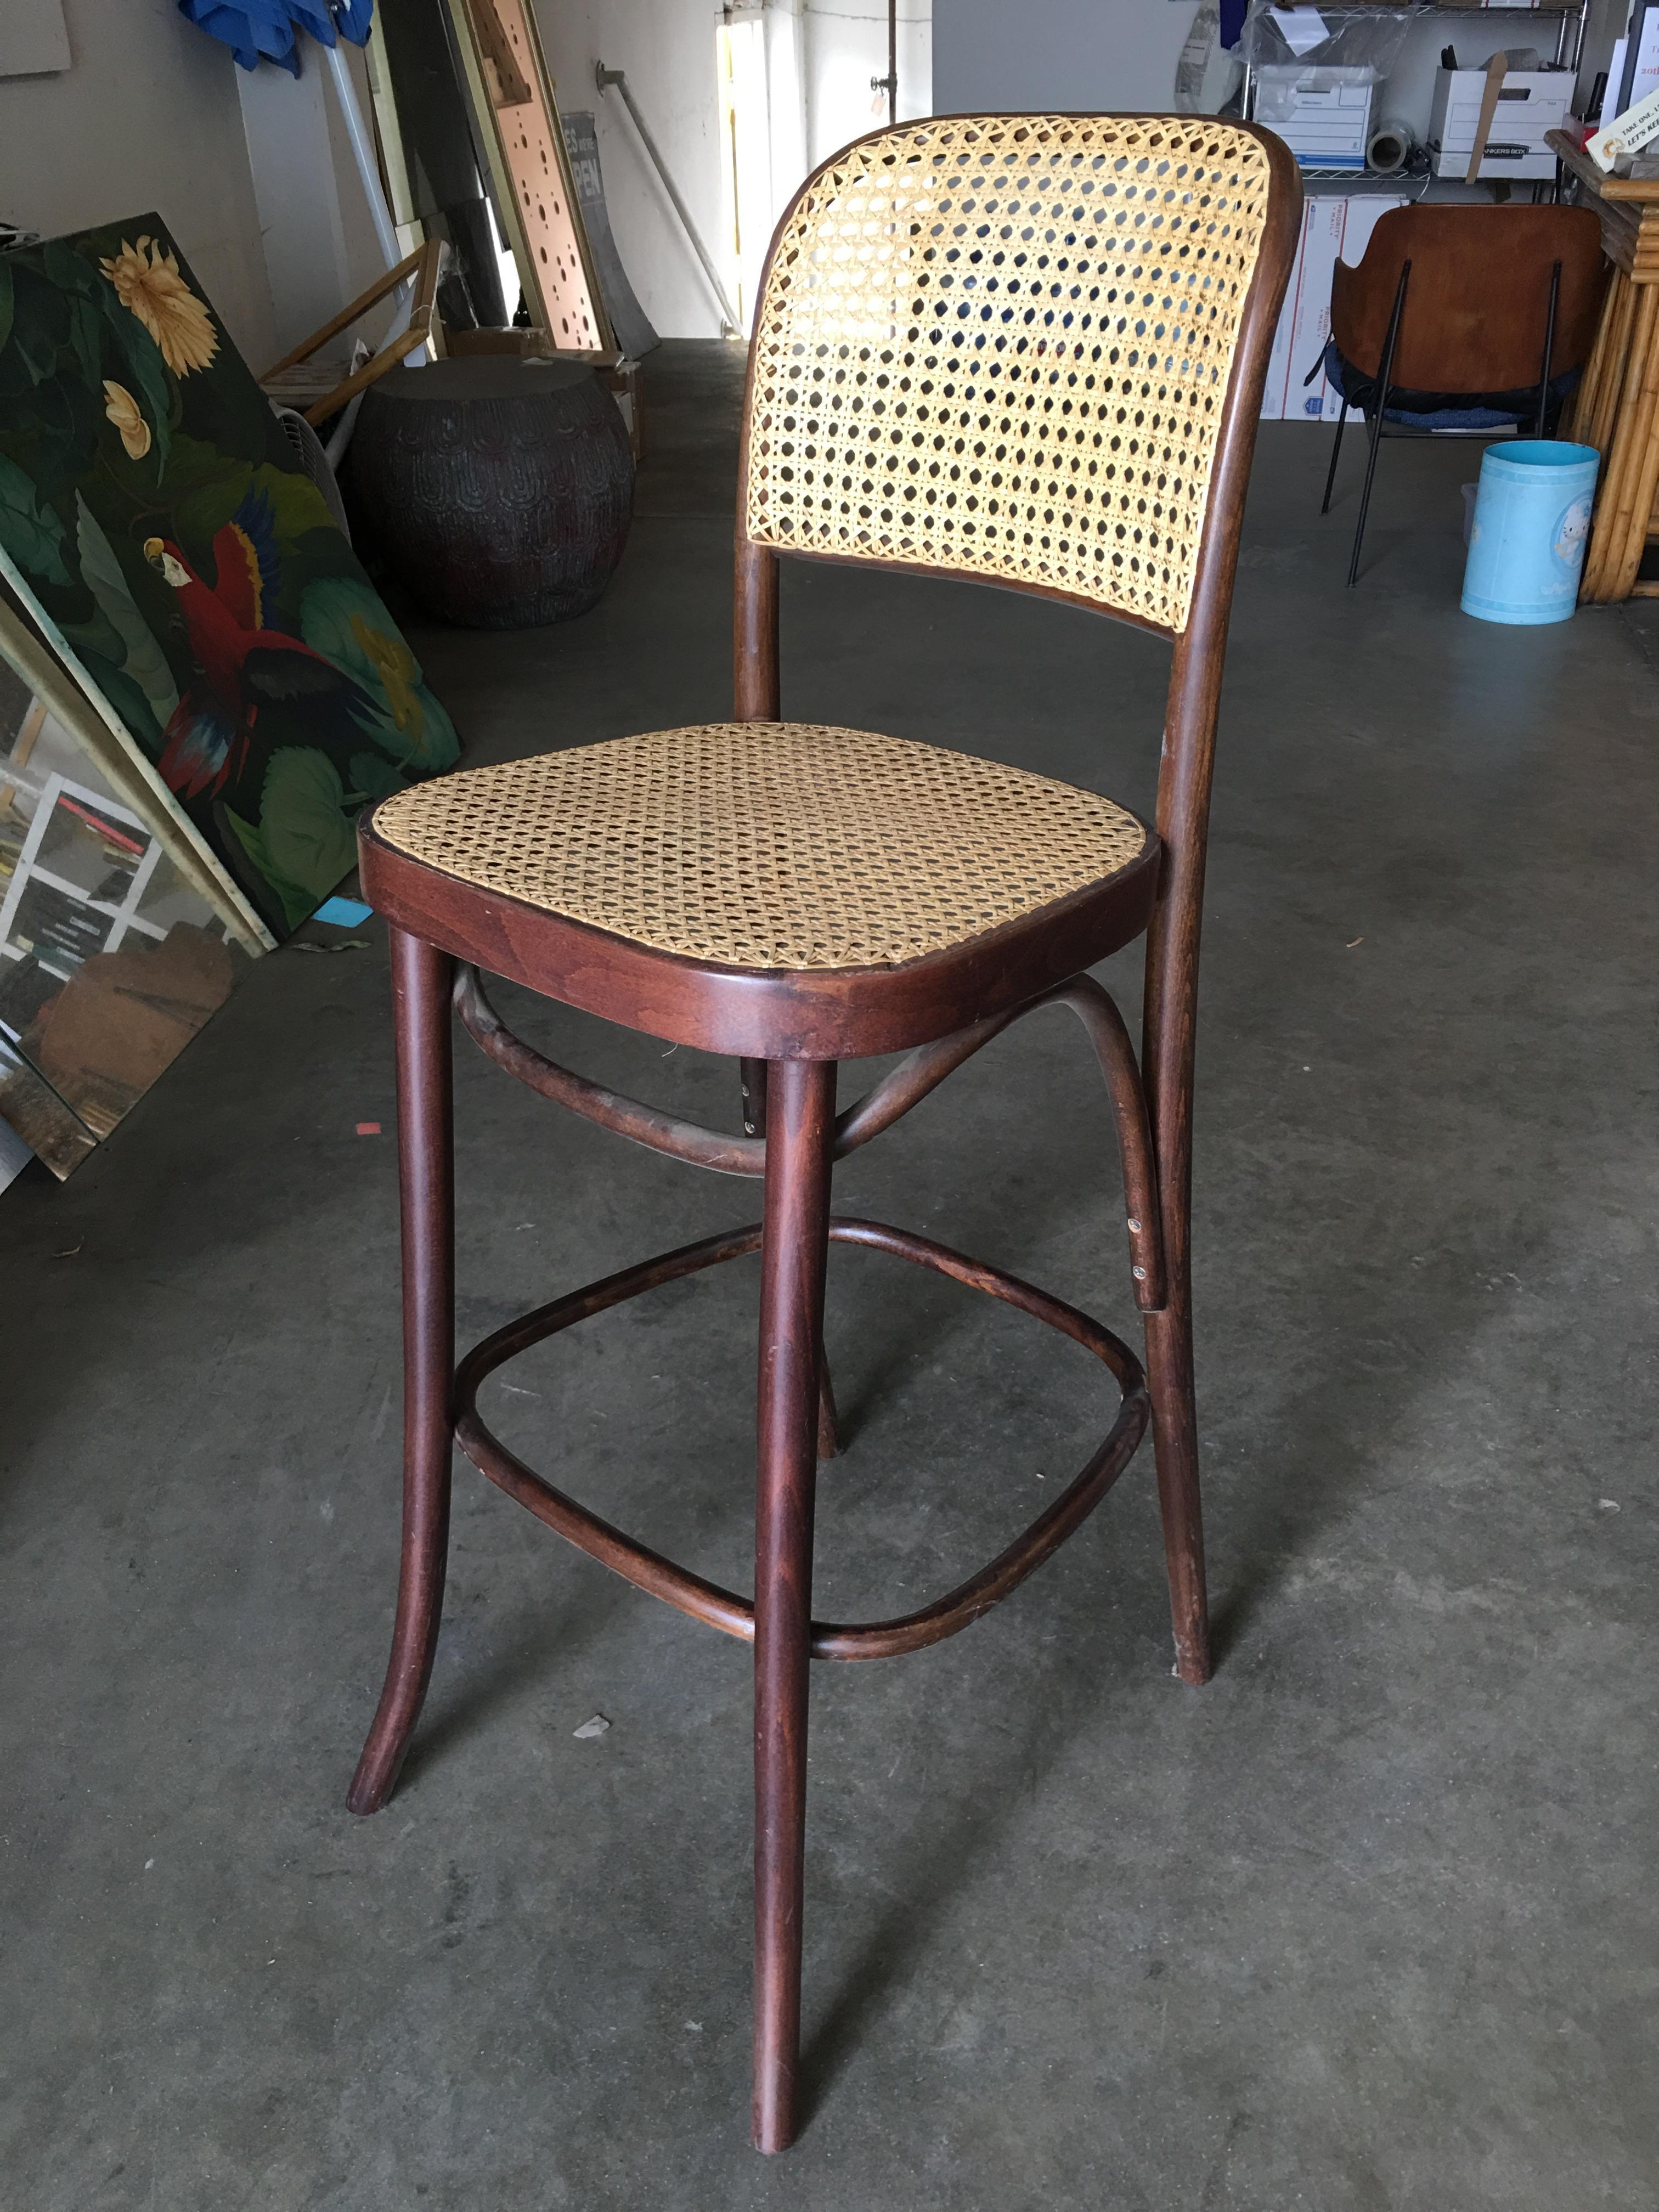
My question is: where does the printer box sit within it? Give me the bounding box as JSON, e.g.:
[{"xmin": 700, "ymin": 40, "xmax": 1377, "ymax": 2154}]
[
  {"xmin": 1427, "ymin": 66, "xmax": 1573, "ymax": 179},
  {"xmin": 1255, "ymin": 64, "xmax": 1378, "ymax": 171}
]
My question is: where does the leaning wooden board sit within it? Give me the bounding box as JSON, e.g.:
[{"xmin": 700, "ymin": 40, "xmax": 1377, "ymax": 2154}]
[{"xmin": 444, "ymin": 0, "xmax": 614, "ymax": 356}]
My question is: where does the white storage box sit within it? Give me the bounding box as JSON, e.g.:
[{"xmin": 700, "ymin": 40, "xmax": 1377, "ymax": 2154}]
[
  {"xmin": 1427, "ymin": 67, "xmax": 1574, "ymax": 180},
  {"xmin": 1260, "ymin": 193, "xmax": 1410, "ymax": 421},
  {"xmin": 1255, "ymin": 64, "xmax": 1378, "ymax": 172}
]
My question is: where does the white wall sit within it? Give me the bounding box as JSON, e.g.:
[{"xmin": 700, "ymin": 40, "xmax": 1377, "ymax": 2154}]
[
  {"xmin": 534, "ymin": 0, "xmax": 732, "ymax": 339},
  {"xmin": 532, "ymin": 0, "xmax": 933, "ymax": 341},
  {"xmin": 0, "ymin": 0, "xmax": 276, "ymax": 366},
  {"xmin": 803, "ymin": 0, "xmax": 932, "ymax": 165},
  {"xmin": 239, "ymin": 42, "xmax": 391, "ymax": 367},
  {"xmin": 933, "ymin": 0, "xmax": 1200, "ymax": 114}
]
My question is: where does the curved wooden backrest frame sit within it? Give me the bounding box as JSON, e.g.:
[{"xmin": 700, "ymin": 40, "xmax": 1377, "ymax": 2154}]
[
  {"xmin": 732, "ymin": 110, "xmax": 1301, "ymax": 1306},
  {"xmin": 1331, "ymin": 204, "xmax": 1605, "ymax": 393}
]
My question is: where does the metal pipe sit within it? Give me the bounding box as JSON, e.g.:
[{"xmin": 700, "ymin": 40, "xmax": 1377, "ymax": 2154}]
[
  {"xmin": 596, "ymin": 60, "xmax": 742, "ymax": 334},
  {"xmin": 870, "ymin": 0, "xmax": 897, "ymax": 125}
]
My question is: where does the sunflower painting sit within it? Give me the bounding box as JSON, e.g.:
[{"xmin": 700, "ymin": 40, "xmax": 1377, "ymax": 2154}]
[{"xmin": 0, "ymin": 214, "xmax": 460, "ymax": 939}]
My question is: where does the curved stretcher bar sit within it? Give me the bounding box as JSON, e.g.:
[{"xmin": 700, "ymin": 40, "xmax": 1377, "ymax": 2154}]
[
  {"xmin": 452, "ymin": 1216, "xmax": 1150, "ymax": 1661},
  {"xmin": 452, "ymin": 968, "xmax": 1165, "ymax": 1304}
]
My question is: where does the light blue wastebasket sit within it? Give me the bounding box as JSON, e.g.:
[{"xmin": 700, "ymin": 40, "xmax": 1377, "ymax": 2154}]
[{"xmin": 1461, "ymin": 441, "xmax": 1599, "ymax": 626}]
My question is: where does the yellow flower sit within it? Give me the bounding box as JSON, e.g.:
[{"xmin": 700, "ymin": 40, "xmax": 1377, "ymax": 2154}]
[
  {"xmin": 350, "ymin": 612, "xmax": 422, "ymax": 735},
  {"xmin": 101, "ymin": 380, "xmax": 151, "ymax": 460},
  {"xmin": 99, "ymin": 234, "xmax": 218, "ymax": 377}
]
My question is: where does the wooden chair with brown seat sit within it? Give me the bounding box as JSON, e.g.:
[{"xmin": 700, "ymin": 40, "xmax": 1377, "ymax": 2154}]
[
  {"xmin": 345, "ymin": 114, "xmax": 1301, "ymax": 2152},
  {"xmin": 1319, "ymin": 203, "xmax": 1607, "ymax": 584}
]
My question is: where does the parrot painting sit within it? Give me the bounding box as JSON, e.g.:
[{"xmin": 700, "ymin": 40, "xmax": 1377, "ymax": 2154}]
[{"xmin": 144, "ymin": 490, "xmax": 386, "ymax": 803}]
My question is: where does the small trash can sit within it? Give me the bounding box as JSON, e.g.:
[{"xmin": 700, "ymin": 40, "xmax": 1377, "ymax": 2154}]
[{"xmin": 1461, "ymin": 441, "xmax": 1599, "ymax": 627}]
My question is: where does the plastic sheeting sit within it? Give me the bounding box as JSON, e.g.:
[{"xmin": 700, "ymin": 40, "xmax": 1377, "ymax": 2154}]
[
  {"xmin": 1175, "ymin": 0, "xmax": 1245, "ymax": 114},
  {"xmin": 1238, "ymin": 1, "xmax": 1415, "ymax": 80}
]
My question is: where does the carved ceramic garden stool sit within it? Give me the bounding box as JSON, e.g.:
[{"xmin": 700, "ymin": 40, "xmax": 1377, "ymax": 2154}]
[{"xmin": 346, "ymin": 112, "xmax": 1300, "ymax": 2152}]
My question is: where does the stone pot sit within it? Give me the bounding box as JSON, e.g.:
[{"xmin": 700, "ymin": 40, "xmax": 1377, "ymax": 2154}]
[{"xmin": 348, "ymin": 358, "xmax": 635, "ymax": 628}]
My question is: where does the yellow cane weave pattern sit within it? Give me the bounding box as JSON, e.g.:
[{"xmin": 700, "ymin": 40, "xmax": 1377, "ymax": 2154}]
[
  {"xmin": 743, "ymin": 115, "xmax": 1274, "ymax": 633},
  {"xmin": 371, "ymin": 723, "xmax": 1148, "ymax": 972}
]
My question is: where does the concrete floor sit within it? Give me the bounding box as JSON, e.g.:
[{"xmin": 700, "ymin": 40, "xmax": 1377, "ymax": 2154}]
[{"xmin": 3, "ymin": 342, "xmax": 1657, "ymax": 2210}]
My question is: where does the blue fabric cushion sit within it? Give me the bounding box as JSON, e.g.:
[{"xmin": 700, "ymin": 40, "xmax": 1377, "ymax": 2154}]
[{"xmin": 1321, "ymin": 338, "xmax": 1579, "ymax": 431}]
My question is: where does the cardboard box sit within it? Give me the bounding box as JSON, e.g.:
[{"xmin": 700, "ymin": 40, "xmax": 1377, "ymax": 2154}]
[
  {"xmin": 1286, "ymin": 195, "xmax": 1350, "ymax": 420},
  {"xmin": 1605, "ymin": 13, "xmax": 1659, "ymax": 125},
  {"xmin": 1260, "ymin": 200, "xmax": 1314, "ymax": 419},
  {"xmin": 1255, "ymin": 64, "xmax": 1378, "ymax": 171},
  {"xmin": 1317, "ymin": 196, "xmax": 1409, "ymax": 419},
  {"xmin": 1427, "ymin": 66, "xmax": 1573, "ymax": 180},
  {"xmin": 1260, "ymin": 195, "xmax": 1409, "ymax": 422}
]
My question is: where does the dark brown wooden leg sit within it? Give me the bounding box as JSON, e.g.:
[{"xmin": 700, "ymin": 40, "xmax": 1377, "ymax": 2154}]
[
  {"xmin": 348, "ymin": 928, "xmax": 457, "ymax": 1815},
  {"xmin": 814, "ymin": 1351, "xmax": 840, "ymax": 1463},
  {"xmin": 1143, "ymin": 1291, "xmax": 1210, "ymax": 1686},
  {"xmin": 752, "ymin": 1057, "xmax": 836, "ymax": 2154},
  {"xmin": 1143, "ymin": 610, "xmax": 1220, "ymax": 1690},
  {"xmin": 742, "ymin": 1056, "xmax": 839, "ymax": 1459}
]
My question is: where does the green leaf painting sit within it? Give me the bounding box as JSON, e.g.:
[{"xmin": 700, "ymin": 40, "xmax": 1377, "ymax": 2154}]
[
  {"xmin": 301, "ymin": 573, "xmax": 458, "ymax": 770},
  {"xmin": 0, "ymin": 215, "xmax": 460, "ymax": 941},
  {"xmin": 0, "ymin": 455, "xmax": 70, "ymax": 584},
  {"xmin": 75, "ymin": 495, "xmax": 180, "ymax": 725}
]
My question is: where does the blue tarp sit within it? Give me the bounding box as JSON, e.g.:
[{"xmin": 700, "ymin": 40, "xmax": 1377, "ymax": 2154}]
[{"xmin": 176, "ymin": 0, "xmax": 373, "ymax": 77}]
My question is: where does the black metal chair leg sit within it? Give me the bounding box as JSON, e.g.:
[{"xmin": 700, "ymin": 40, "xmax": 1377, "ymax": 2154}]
[
  {"xmin": 1347, "ymin": 259, "xmax": 1411, "ymax": 588},
  {"xmin": 1321, "ymin": 396, "xmax": 1350, "ymax": 515},
  {"xmin": 1536, "ymin": 258, "xmax": 1562, "ymax": 437}
]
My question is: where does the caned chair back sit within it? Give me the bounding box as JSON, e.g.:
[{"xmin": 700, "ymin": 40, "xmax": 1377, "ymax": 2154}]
[
  {"xmin": 739, "ymin": 115, "xmax": 1294, "ymax": 638},
  {"xmin": 1331, "ymin": 205, "xmax": 1606, "ymax": 395}
]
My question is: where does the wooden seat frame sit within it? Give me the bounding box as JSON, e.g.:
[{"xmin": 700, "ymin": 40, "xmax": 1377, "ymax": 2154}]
[{"xmin": 346, "ymin": 116, "xmax": 1301, "ymax": 2153}]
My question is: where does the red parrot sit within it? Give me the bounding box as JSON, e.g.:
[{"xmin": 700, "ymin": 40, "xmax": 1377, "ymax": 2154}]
[{"xmin": 144, "ymin": 490, "xmax": 381, "ymax": 800}]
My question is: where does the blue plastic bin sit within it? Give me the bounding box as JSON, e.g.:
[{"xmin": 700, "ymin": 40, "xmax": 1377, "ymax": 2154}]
[{"xmin": 1461, "ymin": 441, "xmax": 1599, "ymax": 627}]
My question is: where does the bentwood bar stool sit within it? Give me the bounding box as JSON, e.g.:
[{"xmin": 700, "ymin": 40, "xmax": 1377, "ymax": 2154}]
[{"xmin": 348, "ymin": 114, "xmax": 1299, "ymax": 2151}]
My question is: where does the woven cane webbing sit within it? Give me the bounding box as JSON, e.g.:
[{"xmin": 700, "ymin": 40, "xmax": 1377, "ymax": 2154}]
[
  {"xmin": 743, "ymin": 115, "xmax": 1274, "ymax": 633},
  {"xmin": 373, "ymin": 723, "xmax": 1147, "ymax": 972}
]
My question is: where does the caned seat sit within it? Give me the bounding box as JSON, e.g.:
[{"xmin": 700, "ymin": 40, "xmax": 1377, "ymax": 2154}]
[
  {"xmin": 362, "ymin": 720, "xmax": 1162, "ymax": 1059},
  {"xmin": 373, "ymin": 719, "xmax": 1148, "ymax": 963},
  {"xmin": 348, "ymin": 112, "xmax": 1301, "ymax": 2157}
]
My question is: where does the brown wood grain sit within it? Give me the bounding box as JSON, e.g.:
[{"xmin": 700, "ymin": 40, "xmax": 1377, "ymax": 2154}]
[
  {"xmin": 347, "ymin": 113, "xmax": 1305, "ymax": 2148},
  {"xmin": 347, "ymin": 930, "xmax": 457, "ymax": 1815},
  {"xmin": 358, "ymin": 815, "xmax": 1163, "ymax": 1064},
  {"xmin": 1330, "ymin": 206, "xmax": 1605, "ymax": 394}
]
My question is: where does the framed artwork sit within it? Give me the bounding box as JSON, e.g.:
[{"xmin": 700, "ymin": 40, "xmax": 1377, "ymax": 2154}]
[
  {"xmin": 0, "ymin": 215, "xmax": 461, "ymax": 941},
  {"xmin": 0, "ymin": 639, "xmax": 249, "ymax": 1176}
]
